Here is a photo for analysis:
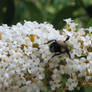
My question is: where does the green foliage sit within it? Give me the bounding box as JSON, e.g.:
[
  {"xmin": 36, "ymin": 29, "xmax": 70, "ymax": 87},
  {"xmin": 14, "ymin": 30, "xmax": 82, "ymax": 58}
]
[
  {"xmin": 86, "ymin": 18, "xmax": 92, "ymax": 27},
  {"xmin": 61, "ymin": 74, "xmax": 68, "ymax": 88},
  {"xmin": 0, "ymin": 0, "xmax": 92, "ymax": 29}
]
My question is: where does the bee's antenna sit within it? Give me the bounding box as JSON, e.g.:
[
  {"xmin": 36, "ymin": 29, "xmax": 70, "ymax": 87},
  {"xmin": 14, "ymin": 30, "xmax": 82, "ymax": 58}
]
[{"xmin": 64, "ymin": 35, "xmax": 70, "ymax": 43}]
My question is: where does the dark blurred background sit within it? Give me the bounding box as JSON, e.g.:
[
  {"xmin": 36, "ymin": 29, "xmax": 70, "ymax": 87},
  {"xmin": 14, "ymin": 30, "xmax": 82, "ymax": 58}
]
[
  {"xmin": 0, "ymin": 0, "xmax": 92, "ymax": 92},
  {"xmin": 0, "ymin": 0, "xmax": 92, "ymax": 30}
]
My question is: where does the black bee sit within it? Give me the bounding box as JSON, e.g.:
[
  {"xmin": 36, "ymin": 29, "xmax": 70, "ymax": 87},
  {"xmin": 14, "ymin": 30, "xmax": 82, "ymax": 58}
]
[{"xmin": 45, "ymin": 36, "xmax": 71, "ymax": 59}]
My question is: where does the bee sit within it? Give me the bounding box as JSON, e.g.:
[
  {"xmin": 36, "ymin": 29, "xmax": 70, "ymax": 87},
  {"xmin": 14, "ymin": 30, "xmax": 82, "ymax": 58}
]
[{"xmin": 45, "ymin": 36, "xmax": 71, "ymax": 59}]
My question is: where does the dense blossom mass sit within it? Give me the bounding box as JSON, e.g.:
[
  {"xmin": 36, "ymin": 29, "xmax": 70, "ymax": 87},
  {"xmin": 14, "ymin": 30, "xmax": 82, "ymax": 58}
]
[{"xmin": 0, "ymin": 19, "xmax": 92, "ymax": 92}]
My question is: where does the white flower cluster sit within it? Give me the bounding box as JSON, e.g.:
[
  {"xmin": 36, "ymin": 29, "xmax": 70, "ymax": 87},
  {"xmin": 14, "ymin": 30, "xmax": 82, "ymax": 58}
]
[{"xmin": 0, "ymin": 19, "xmax": 92, "ymax": 92}]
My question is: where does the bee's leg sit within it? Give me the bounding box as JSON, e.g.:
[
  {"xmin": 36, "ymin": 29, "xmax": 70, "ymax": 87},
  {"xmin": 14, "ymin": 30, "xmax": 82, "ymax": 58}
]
[
  {"xmin": 44, "ymin": 39, "xmax": 56, "ymax": 44},
  {"xmin": 50, "ymin": 53, "xmax": 61, "ymax": 60},
  {"xmin": 62, "ymin": 49, "xmax": 71, "ymax": 58},
  {"xmin": 64, "ymin": 35, "xmax": 70, "ymax": 43},
  {"xmin": 66, "ymin": 50, "xmax": 71, "ymax": 58},
  {"xmin": 60, "ymin": 49, "xmax": 71, "ymax": 58}
]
